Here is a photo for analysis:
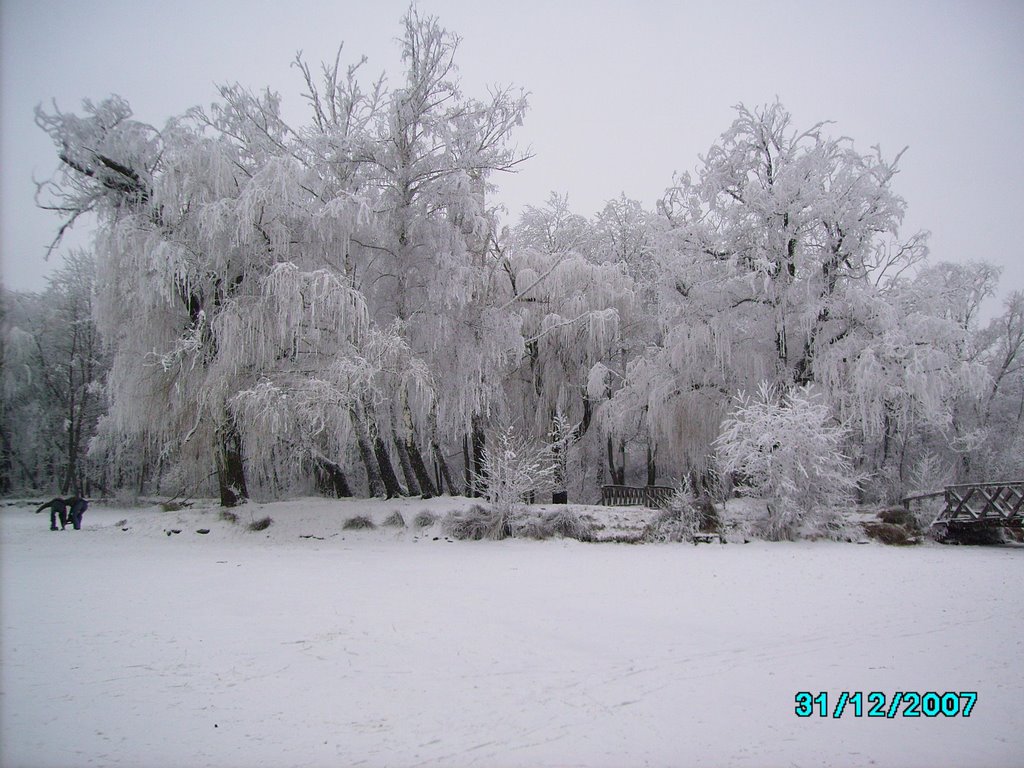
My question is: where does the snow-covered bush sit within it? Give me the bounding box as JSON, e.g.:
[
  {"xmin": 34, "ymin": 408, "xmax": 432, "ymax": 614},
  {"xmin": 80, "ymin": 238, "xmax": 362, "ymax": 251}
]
[
  {"xmin": 646, "ymin": 482, "xmax": 699, "ymax": 542},
  {"xmin": 714, "ymin": 382, "xmax": 863, "ymax": 540},
  {"xmin": 645, "ymin": 482, "xmax": 721, "ymax": 542},
  {"xmin": 475, "ymin": 424, "xmax": 557, "ymax": 516}
]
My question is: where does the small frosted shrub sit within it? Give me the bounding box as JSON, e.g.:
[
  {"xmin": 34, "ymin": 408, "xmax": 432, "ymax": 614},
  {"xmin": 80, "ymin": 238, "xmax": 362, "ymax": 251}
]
[
  {"xmin": 715, "ymin": 382, "xmax": 863, "ymax": 541},
  {"xmin": 646, "ymin": 483, "xmax": 709, "ymax": 542},
  {"xmin": 475, "ymin": 424, "xmax": 556, "ymax": 515},
  {"xmin": 248, "ymin": 516, "xmax": 273, "ymax": 532},
  {"xmin": 442, "ymin": 504, "xmax": 509, "ymax": 540},
  {"xmin": 383, "ymin": 511, "xmax": 406, "ymax": 528},
  {"xmin": 343, "ymin": 515, "xmax": 376, "ymax": 530},
  {"xmin": 414, "ymin": 510, "xmax": 438, "ymax": 528}
]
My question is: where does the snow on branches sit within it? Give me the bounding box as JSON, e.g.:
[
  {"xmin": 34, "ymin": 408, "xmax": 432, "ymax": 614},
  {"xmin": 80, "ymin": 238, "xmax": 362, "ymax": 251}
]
[
  {"xmin": 30, "ymin": 12, "xmax": 1021, "ymax": 508},
  {"xmin": 715, "ymin": 382, "xmax": 863, "ymax": 540}
]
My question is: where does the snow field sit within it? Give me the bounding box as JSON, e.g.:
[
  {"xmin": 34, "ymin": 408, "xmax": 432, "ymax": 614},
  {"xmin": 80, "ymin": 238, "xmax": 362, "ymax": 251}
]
[{"xmin": 1, "ymin": 497, "xmax": 1022, "ymax": 767}]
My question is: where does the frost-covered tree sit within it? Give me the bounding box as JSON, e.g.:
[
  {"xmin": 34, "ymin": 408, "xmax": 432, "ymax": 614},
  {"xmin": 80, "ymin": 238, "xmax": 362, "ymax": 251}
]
[
  {"xmin": 617, "ymin": 101, "xmax": 949, "ymax": 491},
  {"xmin": 814, "ymin": 261, "xmax": 993, "ymax": 496},
  {"xmin": 348, "ymin": 8, "xmax": 530, "ymax": 495},
  {"xmin": 36, "ymin": 11, "xmax": 530, "ymax": 503},
  {"xmin": 715, "ymin": 382, "xmax": 862, "ymax": 540},
  {"xmin": 1, "ymin": 252, "xmax": 108, "ymax": 494},
  {"xmin": 2, "ymin": 291, "xmax": 53, "ymax": 492},
  {"xmin": 37, "ymin": 86, "xmax": 370, "ymax": 504},
  {"xmin": 962, "ymin": 289, "xmax": 1024, "ymax": 479},
  {"xmin": 475, "ymin": 422, "xmax": 556, "ymax": 518},
  {"xmin": 504, "ymin": 194, "xmax": 635, "ymax": 496}
]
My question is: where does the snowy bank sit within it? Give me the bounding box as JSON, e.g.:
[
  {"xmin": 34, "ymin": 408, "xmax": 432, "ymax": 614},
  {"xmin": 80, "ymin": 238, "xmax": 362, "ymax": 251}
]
[{"xmin": 2, "ymin": 497, "xmax": 1022, "ymax": 767}]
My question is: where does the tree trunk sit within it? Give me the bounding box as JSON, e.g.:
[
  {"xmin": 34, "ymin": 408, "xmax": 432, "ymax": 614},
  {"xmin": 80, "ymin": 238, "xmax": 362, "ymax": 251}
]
[
  {"xmin": 350, "ymin": 403, "xmax": 385, "ymax": 498},
  {"xmin": 361, "ymin": 397, "xmax": 404, "ymax": 498},
  {"xmin": 393, "ymin": 430, "xmax": 422, "ymax": 496},
  {"xmin": 373, "ymin": 434, "xmax": 404, "ymax": 498},
  {"xmin": 471, "ymin": 415, "xmax": 486, "ymax": 497},
  {"xmin": 408, "ymin": 439, "xmax": 436, "ymax": 498},
  {"xmin": 463, "ymin": 434, "xmax": 472, "ymax": 496},
  {"xmin": 216, "ymin": 415, "xmax": 248, "ymax": 507},
  {"xmin": 646, "ymin": 444, "xmax": 657, "ymax": 486},
  {"xmin": 314, "ymin": 458, "xmax": 352, "ymax": 498},
  {"xmin": 432, "ymin": 441, "xmax": 455, "ymax": 495},
  {"xmin": 398, "ymin": 392, "xmax": 436, "ymax": 497},
  {"xmin": 424, "ymin": 404, "xmax": 451, "ymax": 495},
  {"xmin": 551, "ymin": 438, "xmax": 567, "ymax": 504},
  {"xmin": 607, "ymin": 435, "xmax": 625, "ymax": 485}
]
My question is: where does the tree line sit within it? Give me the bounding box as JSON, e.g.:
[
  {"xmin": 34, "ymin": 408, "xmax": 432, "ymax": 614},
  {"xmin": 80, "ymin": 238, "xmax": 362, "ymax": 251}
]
[{"xmin": 3, "ymin": 10, "xmax": 1022, "ymax": 508}]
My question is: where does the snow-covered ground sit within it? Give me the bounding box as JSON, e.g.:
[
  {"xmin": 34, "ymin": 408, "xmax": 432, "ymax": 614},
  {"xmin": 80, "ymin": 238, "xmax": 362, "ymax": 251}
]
[{"xmin": 2, "ymin": 496, "xmax": 1021, "ymax": 768}]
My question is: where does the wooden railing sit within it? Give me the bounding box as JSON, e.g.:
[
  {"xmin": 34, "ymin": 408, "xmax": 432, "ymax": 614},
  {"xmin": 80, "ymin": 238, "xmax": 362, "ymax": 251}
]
[
  {"xmin": 600, "ymin": 485, "xmax": 675, "ymax": 509},
  {"xmin": 904, "ymin": 481, "xmax": 1024, "ymax": 528}
]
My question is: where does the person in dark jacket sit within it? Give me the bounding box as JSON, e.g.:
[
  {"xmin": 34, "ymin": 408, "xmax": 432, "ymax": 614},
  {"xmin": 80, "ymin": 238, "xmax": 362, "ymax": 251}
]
[
  {"xmin": 67, "ymin": 496, "xmax": 88, "ymax": 530},
  {"xmin": 35, "ymin": 496, "xmax": 88, "ymax": 530},
  {"xmin": 35, "ymin": 498, "xmax": 69, "ymax": 530}
]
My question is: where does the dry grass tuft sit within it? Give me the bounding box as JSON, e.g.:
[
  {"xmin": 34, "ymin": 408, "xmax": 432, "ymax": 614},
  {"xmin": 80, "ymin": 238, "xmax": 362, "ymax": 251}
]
[
  {"xmin": 878, "ymin": 506, "xmax": 921, "ymax": 532},
  {"xmin": 863, "ymin": 521, "xmax": 919, "ymax": 545},
  {"xmin": 383, "ymin": 510, "xmax": 406, "ymax": 528},
  {"xmin": 413, "ymin": 511, "xmax": 438, "ymax": 528},
  {"xmin": 343, "ymin": 515, "xmax": 376, "ymax": 530},
  {"xmin": 442, "ymin": 504, "xmax": 509, "ymax": 540},
  {"xmin": 247, "ymin": 516, "xmax": 273, "ymax": 532}
]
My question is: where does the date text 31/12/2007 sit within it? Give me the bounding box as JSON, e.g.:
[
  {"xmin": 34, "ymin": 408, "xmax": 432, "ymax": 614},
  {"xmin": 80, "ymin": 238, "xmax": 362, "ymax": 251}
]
[{"xmin": 794, "ymin": 691, "xmax": 977, "ymax": 718}]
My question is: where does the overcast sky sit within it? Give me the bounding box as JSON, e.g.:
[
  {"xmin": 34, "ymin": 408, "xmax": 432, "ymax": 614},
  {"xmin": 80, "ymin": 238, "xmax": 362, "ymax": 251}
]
[{"xmin": 3, "ymin": 0, "xmax": 1023, "ymax": 309}]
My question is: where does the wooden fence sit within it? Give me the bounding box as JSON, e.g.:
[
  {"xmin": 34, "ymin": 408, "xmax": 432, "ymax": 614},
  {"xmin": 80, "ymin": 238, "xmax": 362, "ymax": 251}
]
[{"xmin": 600, "ymin": 485, "xmax": 675, "ymax": 509}]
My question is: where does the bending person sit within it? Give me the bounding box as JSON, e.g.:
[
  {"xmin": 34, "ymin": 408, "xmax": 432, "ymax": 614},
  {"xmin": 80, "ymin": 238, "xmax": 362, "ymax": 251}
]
[{"xmin": 35, "ymin": 498, "xmax": 69, "ymax": 531}]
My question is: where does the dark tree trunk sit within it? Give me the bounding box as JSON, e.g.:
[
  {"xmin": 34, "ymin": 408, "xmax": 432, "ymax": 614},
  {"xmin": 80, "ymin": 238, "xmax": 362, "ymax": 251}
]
[
  {"xmin": 646, "ymin": 444, "xmax": 657, "ymax": 486},
  {"xmin": 463, "ymin": 434, "xmax": 472, "ymax": 496},
  {"xmin": 314, "ymin": 458, "xmax": 352, "ymax": 498},
  {"xmin": 407, "ymin": 439, "xmax": 436, "ymax": 498},
  {"xmin": 216, "ymin": 416, "xmax": 248, "ymax": 507},
  {"xmin": 551, "ymin": 439, "xmax": 567, "ymax": 504},
  {"xmin": 607, "ymin": 435, "xmax": 625, "ymax": 485},
  {"xmin": 350, "ymin": 404, "xmax": 385, "ymax": 498},
  {"xmin": 399, "ymin": 393, "xmax": 435, "ymax": 497},
  {"xmin": 425, "ymin": 405, "xmax": 451, "ymax": 496},
  {"xmin": 471, "ymin": 415, "xmax": 486, "ymax": 497},
  {"xmin": 363, "ymin": 398, "xmax": 404, "ymax": 498},
  {"xmin": 373, "ymin": 435, "xmax": 404, "ymax": 498},
  {"xmin": 433, "ymin": 442, "xmax": 455, "ymax": 495},
  {"xmin": 393, "ymin": 431, "xmax": 422, "ymax": 496}
]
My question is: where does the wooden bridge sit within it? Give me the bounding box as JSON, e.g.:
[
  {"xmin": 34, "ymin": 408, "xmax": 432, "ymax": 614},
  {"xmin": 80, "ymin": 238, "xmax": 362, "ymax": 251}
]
[{"xmin": 903, "ymin": 481, "xmax": 1024, "ymax": 532}]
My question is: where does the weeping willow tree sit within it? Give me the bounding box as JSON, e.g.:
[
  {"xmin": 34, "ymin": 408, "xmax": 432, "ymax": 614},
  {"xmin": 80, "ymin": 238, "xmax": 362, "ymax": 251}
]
[
  {"xmin": 36, "ymin": 10, "xmax": 531, "ymax": 503},
  {"xmin": 502, "ymin": 194, "xmax": 638, "ymax": 498}
]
